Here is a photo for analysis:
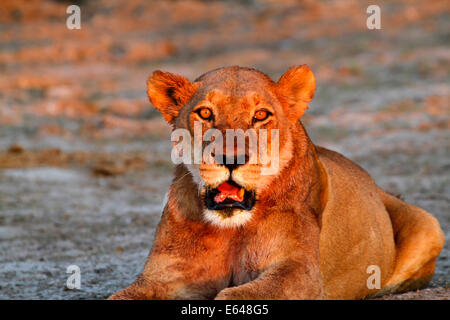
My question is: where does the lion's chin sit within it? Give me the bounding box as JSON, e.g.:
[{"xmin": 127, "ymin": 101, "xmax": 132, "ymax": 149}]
[{"xmin": 203, "ymin": 208, "xmax": 253, "ymax": 228}]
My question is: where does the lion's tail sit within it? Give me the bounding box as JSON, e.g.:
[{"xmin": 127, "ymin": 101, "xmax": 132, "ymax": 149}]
[{"xmin": 376, "ymin": 187, "xmax": 445, "ymax": 294}]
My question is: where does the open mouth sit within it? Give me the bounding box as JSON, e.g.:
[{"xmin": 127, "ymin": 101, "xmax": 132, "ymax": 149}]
[{"xmin": 205, "ymin": 180, "xmax": 255, "ymax": 211}]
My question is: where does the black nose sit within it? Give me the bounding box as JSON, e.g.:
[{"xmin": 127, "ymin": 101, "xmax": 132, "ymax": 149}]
[{"xmin": 213, "ymin": 153, "xmax": 249, "ymax": 172}]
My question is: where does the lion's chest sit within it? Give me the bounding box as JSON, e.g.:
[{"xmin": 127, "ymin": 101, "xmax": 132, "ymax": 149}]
[
  {"xmin": 228, "ymin": 230, "xmax": 285, "ymax": 286},
  {"xmin": 230, "ymin": 267, "xmax": 259, "ymax": 286}
]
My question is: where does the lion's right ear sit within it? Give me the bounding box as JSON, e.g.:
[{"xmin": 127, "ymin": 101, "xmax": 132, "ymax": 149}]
[{"xmin": 147, "ymin": 70, "xmax": 198, "ymax": 124}]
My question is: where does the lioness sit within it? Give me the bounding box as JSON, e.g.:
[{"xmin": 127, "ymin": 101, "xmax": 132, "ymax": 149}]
[{"xmin": 110, "ymin": 65, "xmax": 444, "ymax": 299}]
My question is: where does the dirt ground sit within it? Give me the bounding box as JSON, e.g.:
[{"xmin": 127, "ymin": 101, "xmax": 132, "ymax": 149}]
[{"xmin": 0, "ymin": 0, "xmax": 448, "ymax": 299}]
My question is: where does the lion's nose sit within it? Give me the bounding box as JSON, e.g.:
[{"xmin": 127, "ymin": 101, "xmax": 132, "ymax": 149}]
[{"xmin": 213, "ymin": 152, "xmax": 249, "ymax": 172}]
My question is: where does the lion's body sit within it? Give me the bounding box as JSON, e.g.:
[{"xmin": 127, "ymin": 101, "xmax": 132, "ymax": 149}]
[
  {"xmin": 110, "ymin": 66, "xmax": 444, "ymax": 300},
  {"xmin": 317, "ymin": 146, "xmax": 396, "ymax": 299},
  {"xmin": 317, "ymin": 147, "xmax": 444, "ymax": 299}
]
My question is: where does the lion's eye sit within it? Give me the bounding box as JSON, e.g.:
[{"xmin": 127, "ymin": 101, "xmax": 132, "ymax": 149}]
[
  {"xmin": 196, "ymin": 107, "xmax": 213, "ymax": 120},
  {"xmin": 253, "ymin": 109, "xmax": 270, "ymax": 122}
]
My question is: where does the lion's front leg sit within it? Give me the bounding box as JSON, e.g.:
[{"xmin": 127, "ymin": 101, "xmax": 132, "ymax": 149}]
[
  {"xmin": 108, "ymin": 277, "xmax": 160, "ymax": 300},
  {"xmin": 215, "ymin": 258, "xmax": 325, "ymax": 300},
  {"xmin": 109, "ymin": 253, "xmax": 228, "ymax": 300},
  {"xmin": 109, "ymin": 226, "xmax": 232, "ymax": 299}
]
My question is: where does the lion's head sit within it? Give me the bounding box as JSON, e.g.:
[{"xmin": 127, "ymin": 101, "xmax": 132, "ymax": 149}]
[{"xmin": 147, "ymin": 65, "xmax": 315, "ymax": 227}]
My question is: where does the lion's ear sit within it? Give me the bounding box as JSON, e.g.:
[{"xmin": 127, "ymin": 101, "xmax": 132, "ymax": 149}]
[
  {"xmin": 147, "ymin": 70, "xmax": 198, "ymax": 124},
  {"xmin": 276, "ymin": 65, "xmax": 315, "ymax": 120}
]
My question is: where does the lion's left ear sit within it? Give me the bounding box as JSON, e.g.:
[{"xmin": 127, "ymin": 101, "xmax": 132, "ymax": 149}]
[
  {"xmin": 276, "ymin": 65, "xmax": 315, "ymax": 120},
  {"xmin": 147, "ymin": 70, "xmax": 198, "ymax": 124}
]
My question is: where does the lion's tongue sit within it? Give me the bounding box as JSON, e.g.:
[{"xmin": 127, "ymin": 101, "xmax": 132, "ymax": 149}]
[{"xmin": 214, "ymin": 182, "xmax": 245, "ymax": 203}]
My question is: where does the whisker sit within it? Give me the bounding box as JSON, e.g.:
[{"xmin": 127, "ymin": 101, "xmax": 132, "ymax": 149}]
[
  {"xmin": 173, "ymin": 171, "xmax": 192, "ymax": 185},
  {"xmin": 198, "ymin": 181, "xmax": 204, "ymax": 196}
]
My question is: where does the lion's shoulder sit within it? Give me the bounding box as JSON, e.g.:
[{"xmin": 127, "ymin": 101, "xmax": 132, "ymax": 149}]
[{"xmin": 315, "ymin": 145, "xmax": 372, "ymax": 182}]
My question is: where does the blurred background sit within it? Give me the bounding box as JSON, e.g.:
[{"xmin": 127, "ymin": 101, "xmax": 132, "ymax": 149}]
[{"xmin": 0, "ymin": 0, "xmax": 448, "ymax": 299}]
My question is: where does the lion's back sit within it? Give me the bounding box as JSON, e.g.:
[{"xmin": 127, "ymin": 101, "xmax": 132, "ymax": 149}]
[{"xmin": 314, "ymin": 145, "xmax": 396, "ymax": 299}]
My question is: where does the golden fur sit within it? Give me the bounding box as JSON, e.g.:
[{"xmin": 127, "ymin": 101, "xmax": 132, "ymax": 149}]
[{"xmin": 109, "ymin": 66, "xmax": 444, "ymax": 299}]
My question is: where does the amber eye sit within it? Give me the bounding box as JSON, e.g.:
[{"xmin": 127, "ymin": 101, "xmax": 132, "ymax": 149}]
[
  {"xmin": 253, "ymin": 109, "xmax": 270, "ymax": 122},
  {"xmin": 197, "ymin": 107, "xmax": 213, "ymax": 120}
]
